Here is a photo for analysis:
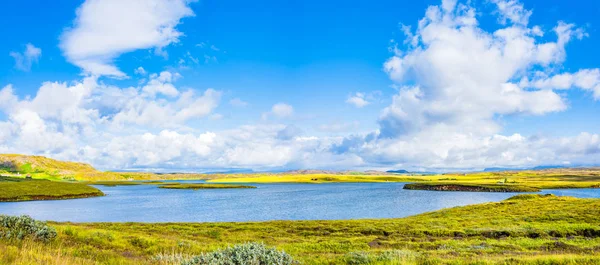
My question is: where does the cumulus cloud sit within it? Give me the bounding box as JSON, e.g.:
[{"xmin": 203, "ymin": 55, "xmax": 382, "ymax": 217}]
[
  {"xmin": 60, "ymin": 0, "xmax": 195, "ymax": 77},
  {"xmin": 262, "ymin": 103, "xmax": 294, "ymax": 120},
  {"xmin": 335, "ymin": 0, "xmax": 600, "ymax": 170},
  {"xmin": 229, "ymin": 98, "xmax": 248, "ymax": 107},
  {"xmin": 380, "ymin": 0, "xmax": 584, "ymax": 138},
  {"xmin": 272, "ymin": 103, "xmax": 294, "ymax": 117},
  {"xmin": 492, "ymin": 0, "xmax": 532, "ymax": 26},
  {"xmin": 2, "ymin": 0, "xmax": 600, "ymax": 172},
  {"xmin": 522, "ymin": 69, "xmax": 600, "ymax": 99},
  {"xmin": 277, "ymin": 125, "xmax": 303, "ymax": 140},
  {"xmin": 318, "ymin": 121, "xmax": 360, "ymax": 133},
  {"xmin": 134, "ymin": 67, "xmax": 147, "ymax": 75},
  {"xmin": 9, "ymin": 43, "xmax": 42, "ymax": 71},
  {"xmin": 346, "ymin": 93, "xmax": 370, "ymax": 108},
  {"xmin": 142, "ymin": 71, "xmax": 181, "ymax": 97}
]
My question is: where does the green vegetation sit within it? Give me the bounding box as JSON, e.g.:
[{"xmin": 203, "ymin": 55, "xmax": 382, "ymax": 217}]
[
  {"xmin": 403, "ymin": 183, "xmax": 540, "ymax": 192},
  {"xmin": 179, "ymin": 242, "xmax": 296, "ymax": 265},
  {"xmin": 158, "ymin": 183, "xmax": 257, "ymax": 190},
  {"xmin": 207, "ymin": 174, "xmax": 423, "ymax": 184},
  {"xmin": 85, "ymin": 181, "xmax": 172, "ymax": 186},
  {"xmin": 2, "ymin": 195, "xmax": 600, "ymax": 264},
  {"xmin": 0, "ymin": 154, "xmax": 211, "ymax": 181},
  {"xmin": 0, "ymin": 177, "xmax": 104, "ymax": 202},
  {"xmin": 208, "ymin": 168, "xmax": 600, "ymax": 191},
  {"xmin": 0, "ymin": 215, "xmax": 57, "ymax": 242},
  {"xmin": 4, "ymin": 154, "xmax": 600, "ymax": 193}
]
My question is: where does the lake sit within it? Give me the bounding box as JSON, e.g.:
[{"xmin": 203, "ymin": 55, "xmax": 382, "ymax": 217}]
[{"xmin": 1, "ymin": 182, "xmax": 599, "ymax": 222}]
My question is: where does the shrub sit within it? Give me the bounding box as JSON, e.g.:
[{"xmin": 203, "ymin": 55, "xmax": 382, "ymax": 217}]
[
  {"xmin": 182, "ymin": 242, "xmax": 296, "ymax": 265},
  {"xmin": 344, "ymin": 252, "xmax": 371, "ymax": 265},
  {"xmin": 0, "ymin": 215, "xmax": 57, "ymax": 242},
  {"xmin": 343, "ymin": 250, "xmax": 419, "ymax": 264}
]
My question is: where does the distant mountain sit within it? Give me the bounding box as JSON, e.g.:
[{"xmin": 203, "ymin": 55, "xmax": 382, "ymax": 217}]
[
  {"xmin": 386, "ymin": 169, "xmax": 409, "ymax": 174},
  {"xmin": 206, "ymin": 169, "xmax": 254, "ymax": 174},
  {"xmin": 484, "ymin": 165, "xmax": 568, "ymax": 172},
  {"xmin": 531, "ymin": 165, "xmax": 567, "ymax": 170},
  {"xmin": 483, "ymin": 167, "xmax": 520, "ymax": 172}
]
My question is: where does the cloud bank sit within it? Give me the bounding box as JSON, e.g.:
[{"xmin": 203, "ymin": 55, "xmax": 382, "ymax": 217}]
[{"xmin": 1, "ymin": 0, "xmax": 600, "ymax": 172}]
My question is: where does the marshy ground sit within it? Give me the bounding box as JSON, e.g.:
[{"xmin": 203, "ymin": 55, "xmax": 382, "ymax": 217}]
[
  {"xmin": 3, "ymin": 194, "xmax": 600, "ymax": 264},
  {"xmin": 0, "ymin": 177, "xmax": 104, "ymax": 202}
]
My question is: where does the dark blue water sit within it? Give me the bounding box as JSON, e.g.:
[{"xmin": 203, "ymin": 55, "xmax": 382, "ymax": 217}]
[{"xmin": 0, "ymin": 182, "xmax": 599, "ymax": 222}]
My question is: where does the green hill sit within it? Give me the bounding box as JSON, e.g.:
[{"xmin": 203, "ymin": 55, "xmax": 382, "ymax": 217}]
[
  {"xmin": 0, "ymin": 154, "xmax": 99, "ymax": 181},
  {"xmin": 0, "ymin": 154, "xmax": 209, "ymax": 181}
]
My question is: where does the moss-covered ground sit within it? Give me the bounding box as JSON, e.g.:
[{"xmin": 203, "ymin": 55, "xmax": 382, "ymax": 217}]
[{"xmin": 3, "ymin": 195, "xmax": 600, "ymax": 264}]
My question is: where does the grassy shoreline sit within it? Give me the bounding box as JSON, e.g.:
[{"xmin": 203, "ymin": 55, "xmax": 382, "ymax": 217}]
[
  {"xmin": 158, "ymin": 183, "xmax": 257, "ymax": 189},
  {"xmin": 403, "ymin": 183, "xmax": 541, "ymax": 192},
  {"xmin": 3, "ymin": 195, "xmax": 600, "ymax": 264},
  {"xmin": 0, "ymin": 177, "xmax": 104, "ymax": 202}
]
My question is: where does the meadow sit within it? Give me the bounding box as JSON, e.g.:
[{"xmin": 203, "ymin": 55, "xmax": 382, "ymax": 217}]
[
  {"xmin": 2, "ymin": 194, "xmax": 600, "ymax": 264},
  {"xmin": 158, "ymin": 183, "xmax": 257, "ymax": 189},
  {"xmin": 4, "ymin": 154, "xmax": 600, "ymax": 192},
  {"xmin": 0, "ymin": 177, "xmax": 104, "ymax": 202},
  {"xmin": 3, "ymin": 154, "xmax": 600, "ymax": 264},
  {"xmin": 207, "ymin": 168, "xmax": 600, "ymax": 191}
]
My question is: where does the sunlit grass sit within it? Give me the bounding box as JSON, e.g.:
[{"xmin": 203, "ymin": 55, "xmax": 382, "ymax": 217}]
[
  {"xmin": 207, "ymin": 169, "xmax": 600, "ymax": 190},
  {"xmin": 158, "ymin": 183, "xmax": 256, "ymax": 189},
  {"xmin": 0, "ymin": 177, "xmax": 104, "ymax": 202},
  {"xmin": 2, "ymin": 195, "xmax": 600, "ymax": 264}
]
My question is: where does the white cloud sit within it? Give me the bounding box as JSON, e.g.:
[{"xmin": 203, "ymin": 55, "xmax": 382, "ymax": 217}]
[
  {"xmin": 492, "ymin": 0, "xmax": 532, "ymax": 26},
  {"xmin": 110, "ymin": 87, "xmax": 221, "ymax": 128},
  {"xmin": 209, "ymin": 113, "xmax": 224, "ymax": 120},
  {"xmin": 318, "ymin": 121, "xmax": 360, "ymax": 133},
  {"xmin": 270, "ymin": 103, "xmax": 294, "ymax": 118},
  {"xmin": 0, "ymin": 85, "xmax": 19, "ymax": 112},
  {"xmin": 336, "ymin": 0, "xmax": 600, "ymax": 170},
  {"xmin": 523, "ymin": 69, "xmax": 600, "ymax": 99},
  {"xmin": 2, "ymin": 0, "xmax": 600, "ymax": 172},
  {"xmin": 142, "ymin": 71, "xmax": 181, "ymax": 97},
  {"xmin": 134, "ymin": 67, "xmax": 147, "ymax": 75},
  {"xmin": 229, "ymin": 98, "xmax": 248, "ymax": 107},
  {"xmin": 9, "ymin": 43, "xmax": 42, "ymax": 71},
  {"xmin": 60, "ymin": 0, "xmax": 195, "ymax": 77},
  {"xmin": 380, "ymin": 0, "xmax": 584, "ymax": 138},
  {"xmin": 346, "ymin": 93, "xmax": 370, "ymax": 108}
]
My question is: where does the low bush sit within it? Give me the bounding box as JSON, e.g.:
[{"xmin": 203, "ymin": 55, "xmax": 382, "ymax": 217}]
[
  {"xmin": 343, "ymin": 250, "xmax": 419, "ymax": 264},
  {"xmin": 0, "ymin": 215, "xmax": 57, "ymax": 242},
  {"xmin": 182, "ymin": 242, "xmax": 296, "ymax": 265}
]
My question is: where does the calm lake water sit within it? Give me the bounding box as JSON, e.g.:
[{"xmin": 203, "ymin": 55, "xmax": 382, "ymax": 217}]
[{"xmin": 1, "ymin": 182, "xmax": 599, "ymax": 222}]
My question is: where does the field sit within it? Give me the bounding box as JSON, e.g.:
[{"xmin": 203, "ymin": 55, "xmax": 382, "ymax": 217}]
[
  {"xmin": 0, "ymin": 154, "xmax": 211, "ymax": 181},
  {"xmin": 207, "ymin": 168, "xmax": 600, "ymax": 190},
  {"xmin": 158, "ymin": 183, "xmax": 257, "ymax": 189},
  {"xmin": 3, "ymin": 154, "xmax": 600, "ymax": 264},
  {"xmin": 4, "ymin": 154, "xmax": 600, "ymax": 193},
  {"xmin": 0, "ymin": 177, "xmax": 104, "ymax": 202},
  {"xmin": 207, "ymin": 174, "xmax": 424, "ymax": 183},
  {"xmin": 403, "ymin": 183, "xmax": 541, "ymax": 192},
  {"xmin": 2, "ymin": 194, "xmax": 600, "ymax": 264}
]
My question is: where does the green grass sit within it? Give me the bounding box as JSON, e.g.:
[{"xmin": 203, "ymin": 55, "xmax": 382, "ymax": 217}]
[
  {"xmin": 84, "ymin": 181, "xmax": 172, "ymax": 187},
  {"xmin": 0, "ymin": 177, "xmax": 104, "ymax": 202},
  {"xmin": 4, "ymin": 154, "xmax": 600, "ymax": 193},
  {"xmin": 0, "ymin": 154, "xmax": 212, "ymax": 181},
  {"xmin": 403, "ymin": 183, "xmax": 541, "ymax": 192},
  {"xmin": 207, "ymin": 169, "xmax": 600, "ymax": 191},
  {"xmin": 158, "ymin": 183, "xmax": 257, "ymax": 189},
  {"xmin": 207, "ymin": 174, "xmax": 426, "ymax": 183},
  {"xmin": 2, "ymin": 195, "xmax": 600, "ymax": 264}
]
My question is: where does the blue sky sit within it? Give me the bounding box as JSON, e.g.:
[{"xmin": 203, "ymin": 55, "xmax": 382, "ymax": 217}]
[{"xmin": 1, "ymin": 0, "xmax": 600, "ymax": 171}]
